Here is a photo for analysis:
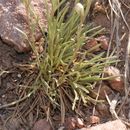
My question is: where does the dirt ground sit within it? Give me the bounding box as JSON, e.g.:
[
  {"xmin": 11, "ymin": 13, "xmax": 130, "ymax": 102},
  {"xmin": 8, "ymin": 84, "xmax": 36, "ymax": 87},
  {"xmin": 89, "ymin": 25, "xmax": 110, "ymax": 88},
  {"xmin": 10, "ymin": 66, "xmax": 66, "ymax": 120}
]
[{"xmin": 0, "ymin": 0, "xmax": 130, "ymax": 130}]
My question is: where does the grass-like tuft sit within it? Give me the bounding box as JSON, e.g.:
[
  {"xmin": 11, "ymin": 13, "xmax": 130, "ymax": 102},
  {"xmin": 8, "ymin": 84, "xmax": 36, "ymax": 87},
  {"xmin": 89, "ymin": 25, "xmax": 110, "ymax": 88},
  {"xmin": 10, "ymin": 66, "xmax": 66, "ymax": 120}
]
[
  {"xmin": 0, "ymin": 0, "xmax": 116, "ymax": 121},
  {"xmin": 27, "ymin": 0, "xmax": 114, "ymax": 111}
]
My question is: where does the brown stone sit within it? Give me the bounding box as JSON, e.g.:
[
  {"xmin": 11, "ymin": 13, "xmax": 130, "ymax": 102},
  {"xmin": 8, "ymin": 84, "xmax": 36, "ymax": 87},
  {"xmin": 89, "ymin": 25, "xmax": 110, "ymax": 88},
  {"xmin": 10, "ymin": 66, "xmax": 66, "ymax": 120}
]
[
  {"xmin": 83, "ymin": 39, "xmax": 100, "ymax": 52},
  {"xmin": 96, "ymin": 103, "xmax": 110, "ymax": 118},
  {"xmin": 104, "ymin": 66, "xmax": 124, "ymax": 92},
  {"xmin": 89, "ymin": 115, "xmax": 100, "ymax": 124},
  {"xmin": 96, "ymin": 35, "xmax": 109, "ymax": 50},
  {"xmin": 83, "ymin": 35, "xmax": 109, "ymax": 52},
  {"xmin": 91, "ymin": 83, "xmax": 113, "ymax": 100},
  {"xmin": 64, "ymin": 117, "xmax": 77, "ymax": 130}
]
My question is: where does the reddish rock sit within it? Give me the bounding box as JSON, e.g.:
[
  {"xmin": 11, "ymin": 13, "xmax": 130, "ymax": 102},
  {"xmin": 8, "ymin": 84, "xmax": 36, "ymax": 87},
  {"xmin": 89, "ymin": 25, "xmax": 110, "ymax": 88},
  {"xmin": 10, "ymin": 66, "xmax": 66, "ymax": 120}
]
[
  {"xmin": 64, "ymin": 117, "xmax": 84, "ymax": 130},
  {"xmin": 96, "ymin": 35, "xmax": 109, "ymax": 50},
  {"xmin": 76, "ymin": 120, "xmax": 127, "ymax": 130},
  {"xmin": 32, "ymin": 119, "xmax": 52, "ymax": 130},
  {"xmin": 0, "ymin": 0, "xmax": 29, "ymax": 52},
  {"xmin": 0, "ymin": 0, "xmax": 50, "ymax": 52},
  {"xmin": 104, "ymin": 66, "xmax": 124, "ymax": 92},
  {"xmin": 76, "ymin": 117, "xmax": 84, "ymax": 128},
  {"xmin": 83, "ymin": 35, "xmax": 109, "ymax": 52},
  {"xmin": 64, "ymin": 117, "xmax": 77, "ymax": 130},
  {"xmin": 83, "ymin": 39, "xmax": 100, "ymax": 52},
  {"xmin": 30, "ymin": 0, "xmax": 51, "ymax": 28},
  {"xmin": 89, "ymin": 116, "xmax": 100, "ymax": 124}
]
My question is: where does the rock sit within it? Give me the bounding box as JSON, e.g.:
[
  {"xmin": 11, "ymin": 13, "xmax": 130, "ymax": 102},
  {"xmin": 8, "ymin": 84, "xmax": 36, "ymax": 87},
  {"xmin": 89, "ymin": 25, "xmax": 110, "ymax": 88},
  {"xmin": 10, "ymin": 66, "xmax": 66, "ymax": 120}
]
[
  {"xmin": 76, "ymin": 120, "xmax": 127, "ymax": 130},
  {"xmin": 104, "ymin": 66, "xmax": 124, "ymax": 92},
  {"xmin": 0, "ymin": 0, "xmax": 29, "ymax": 52},
  {"xmin": 91, "ymin": 83, "xmax": 113, "ymax": 100},
  {"xmin": 76, "ymin": 117, "xmax": 84, "ymax": 128},
  {"xmin": 29, "ymin": 0, "xmax": 51, "ymax": 42},
  {"xmin": 89, "ymin": 116, "xmax": 100, "ymax": 124},
  {"xmin": 96, "ymin": 35, "xmax": 109, "ymax": 50},
  {"xmin": 93, "ymin": 1, "xmax": 106, "ymax": 15},
  {"xmin": 83, "ymin": 39, "xmax": 100, "ymax": 52},
  {"xmin": 30, "ymin": 0, "xmax": 51, "ymax": 28},
  {"xmin": 32, "ymin": 119, "xmax": 52, "ymax": 130},
  {"xmin": 83, "ymin": 35, "xmax": 109, "ymax": 52},
  {"xmin": 64, "ymin": 117, "xmax": 85, "ymax": 130},
  {"xmin": 64, "ymin": 117, "xmax": 77, "ymax": 130},
  {"xmin": 0, "ymin": 0, "xmax": 50, "ymax": 52},
  {"xmin": 96, "ymin": 103, "xmax": 110, "ymax": 118}
]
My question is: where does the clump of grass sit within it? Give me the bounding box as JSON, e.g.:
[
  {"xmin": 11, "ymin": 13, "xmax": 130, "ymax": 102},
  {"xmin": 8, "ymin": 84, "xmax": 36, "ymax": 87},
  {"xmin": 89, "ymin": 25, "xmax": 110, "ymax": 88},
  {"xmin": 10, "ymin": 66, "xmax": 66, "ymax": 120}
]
[
  {"xmin": 1, "ymin": 0, "xmax": 115, "ymax": 121},
  {"xmin": 28, "ymin": 0, "xmax": 113, "ymax": 111}
]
